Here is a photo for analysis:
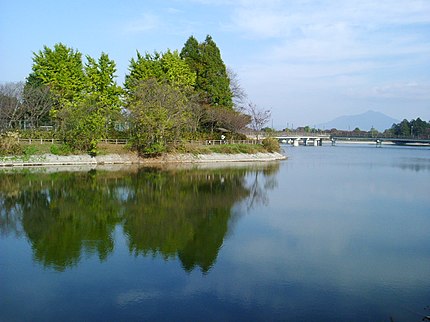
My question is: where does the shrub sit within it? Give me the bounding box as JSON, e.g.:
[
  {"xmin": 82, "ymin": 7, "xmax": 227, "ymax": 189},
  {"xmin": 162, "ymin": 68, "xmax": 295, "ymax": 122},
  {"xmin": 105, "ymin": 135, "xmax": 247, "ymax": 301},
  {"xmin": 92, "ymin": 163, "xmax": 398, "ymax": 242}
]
[
  {"xmin": 23, "ymin": 145, "xmax": 39, "ymax": 157},
  {"xmin": 262, "ymin": 138, "xmax": 280, "ymax": 152},
  {"xmin": 50, "ymin": 144, "xmax": 73, "ymax": 155},
  {"xmin": 0, "ymin": 132, "xmax": 22, "ymax": 155}
]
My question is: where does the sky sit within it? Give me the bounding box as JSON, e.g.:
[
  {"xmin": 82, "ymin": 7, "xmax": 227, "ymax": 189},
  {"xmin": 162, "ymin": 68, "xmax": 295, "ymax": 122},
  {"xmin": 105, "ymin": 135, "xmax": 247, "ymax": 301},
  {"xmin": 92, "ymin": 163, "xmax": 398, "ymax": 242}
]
[{"xmin": 1, "ymin": 0, "xmax": 429, "ymax": 129}]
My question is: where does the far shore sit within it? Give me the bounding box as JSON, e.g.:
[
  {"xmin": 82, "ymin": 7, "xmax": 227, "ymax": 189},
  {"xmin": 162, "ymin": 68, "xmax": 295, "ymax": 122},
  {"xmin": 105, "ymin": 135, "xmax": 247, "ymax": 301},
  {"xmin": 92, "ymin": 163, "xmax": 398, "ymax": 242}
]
[{"xmin": 0, "ymin": 152, "xmax": 286, "ymax": 168}]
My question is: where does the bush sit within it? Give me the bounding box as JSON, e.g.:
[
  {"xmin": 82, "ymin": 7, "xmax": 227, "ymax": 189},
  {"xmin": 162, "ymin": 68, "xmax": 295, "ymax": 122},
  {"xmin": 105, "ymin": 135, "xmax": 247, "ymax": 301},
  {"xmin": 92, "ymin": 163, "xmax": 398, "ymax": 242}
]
[
  {"xmin": 0, "ymin": 132, "xmax": 22, "ymax": 155},
  {"xmin": 18, "ymin": 129, "xmax": 56, "ymax": 139},
  {"xmin": 262, "ymin": 138, "xmax": 280, "ymax": 152},
  {"xmin": 23, "ymin": 145, "xmax": 39, "ymax": 157},
  {"xmin": 50, "ymin": 144, "xmax": 73, "ymax": 155}
]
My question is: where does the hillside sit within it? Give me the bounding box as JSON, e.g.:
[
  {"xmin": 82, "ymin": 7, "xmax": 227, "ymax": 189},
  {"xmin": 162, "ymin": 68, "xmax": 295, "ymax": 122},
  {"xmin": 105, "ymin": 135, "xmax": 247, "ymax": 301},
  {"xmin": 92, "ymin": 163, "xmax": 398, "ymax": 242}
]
[{"xmin": 317, "ymin": 110, "xmax": 399, "ymax": 131}]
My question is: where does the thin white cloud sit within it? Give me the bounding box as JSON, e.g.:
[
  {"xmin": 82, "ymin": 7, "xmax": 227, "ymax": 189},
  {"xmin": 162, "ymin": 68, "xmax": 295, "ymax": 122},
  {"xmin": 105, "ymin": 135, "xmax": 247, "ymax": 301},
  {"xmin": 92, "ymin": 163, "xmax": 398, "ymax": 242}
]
[
  {"xmin": 370, "ymin": 82, "xmax": 430, "ymax": 100},
  {"xmin": 124, "ymin": 13, "xmax": 161, "ymax": 33}
]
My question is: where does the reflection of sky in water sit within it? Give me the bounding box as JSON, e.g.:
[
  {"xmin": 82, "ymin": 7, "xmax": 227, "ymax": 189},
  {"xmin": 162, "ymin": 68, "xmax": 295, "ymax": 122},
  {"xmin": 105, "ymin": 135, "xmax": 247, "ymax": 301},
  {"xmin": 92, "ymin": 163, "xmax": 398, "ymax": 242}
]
[{"xmin": 184, "ymin": 145, "xmax": 430, "ymax": 320}]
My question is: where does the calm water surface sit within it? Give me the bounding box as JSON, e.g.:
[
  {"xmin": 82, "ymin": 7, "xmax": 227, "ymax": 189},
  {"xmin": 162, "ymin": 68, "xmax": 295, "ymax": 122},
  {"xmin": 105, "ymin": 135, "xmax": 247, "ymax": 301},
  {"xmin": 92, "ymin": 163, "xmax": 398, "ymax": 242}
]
[{"xmin": 1, "ymin": 144, "xmax": 429, "ymax": 321}]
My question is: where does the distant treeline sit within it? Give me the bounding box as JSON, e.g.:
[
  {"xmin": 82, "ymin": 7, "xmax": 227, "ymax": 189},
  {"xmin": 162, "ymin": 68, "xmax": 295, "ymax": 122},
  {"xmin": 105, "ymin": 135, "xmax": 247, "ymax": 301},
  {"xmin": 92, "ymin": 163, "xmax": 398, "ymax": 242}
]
[
  {"xmin": 384, "ymin": 118, "xmax": 430, "ymax": 138},
  {"xmin": 279, "ymin": 118, "xmax": 430, "ymax": 138},
  {"xmin": 0, "ymin": 36, "xmax": 270, "ymax": 156}
]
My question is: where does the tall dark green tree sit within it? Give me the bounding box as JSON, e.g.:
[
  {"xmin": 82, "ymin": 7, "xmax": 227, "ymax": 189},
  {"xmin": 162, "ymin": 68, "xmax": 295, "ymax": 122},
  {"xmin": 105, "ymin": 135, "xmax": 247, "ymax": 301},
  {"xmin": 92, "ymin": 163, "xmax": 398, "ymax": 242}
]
[
  {"xmin": 410, "ymin": 117, "xmax": 429, "ymax": 137},
  {"xmin": 181, "ymin": 35, "xmax": 233, "ymax": 109},
  {"xmin": 391, "ymin": 119, "xmax": 411, "ymax": 136},
  {"xmin": 180, "ymin": 36, "xmax": 201, "ymax": 72}
]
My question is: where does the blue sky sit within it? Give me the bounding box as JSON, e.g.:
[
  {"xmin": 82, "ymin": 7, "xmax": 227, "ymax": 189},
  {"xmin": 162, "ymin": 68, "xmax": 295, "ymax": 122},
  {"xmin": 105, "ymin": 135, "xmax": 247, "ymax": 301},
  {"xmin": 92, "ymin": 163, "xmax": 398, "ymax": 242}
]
[{"xmin": 1, "ymin": 0, "xmax": 429, "ymax": 129}]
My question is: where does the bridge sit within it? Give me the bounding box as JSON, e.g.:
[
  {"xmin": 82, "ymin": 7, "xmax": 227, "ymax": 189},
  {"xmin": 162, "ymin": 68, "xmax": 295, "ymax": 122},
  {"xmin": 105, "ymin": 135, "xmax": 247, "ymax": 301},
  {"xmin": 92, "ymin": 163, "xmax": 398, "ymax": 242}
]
[
  {"xmin": 274, "ymin": 135, "xmax": 329, "ymax": 146},
  {"xmin": 245, "ymin": 133, "xmax": 330, "ymax": 146},
  {"xmin": 245, "ymin": 132, "xmax": 430, "ymax": 147},
  {"xmin": 331, "ymin": 136, "xmax": 430, "ymax": 146}
]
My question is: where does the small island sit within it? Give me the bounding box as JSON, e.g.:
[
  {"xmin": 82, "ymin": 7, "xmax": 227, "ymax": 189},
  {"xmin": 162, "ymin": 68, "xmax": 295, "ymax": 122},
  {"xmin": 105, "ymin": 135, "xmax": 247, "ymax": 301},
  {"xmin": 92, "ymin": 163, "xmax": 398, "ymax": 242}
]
[{"xmin": 0, "ymin": 36, "xmax": 284, "ymax": 166}]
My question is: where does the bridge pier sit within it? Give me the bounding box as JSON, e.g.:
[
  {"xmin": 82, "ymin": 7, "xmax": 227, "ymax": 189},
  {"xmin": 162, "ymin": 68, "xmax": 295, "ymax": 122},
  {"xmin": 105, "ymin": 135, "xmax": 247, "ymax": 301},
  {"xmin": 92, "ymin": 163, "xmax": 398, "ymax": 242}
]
[{"xmin": 272, "ymin": 134, "xmax": 330, "ymax": 146}]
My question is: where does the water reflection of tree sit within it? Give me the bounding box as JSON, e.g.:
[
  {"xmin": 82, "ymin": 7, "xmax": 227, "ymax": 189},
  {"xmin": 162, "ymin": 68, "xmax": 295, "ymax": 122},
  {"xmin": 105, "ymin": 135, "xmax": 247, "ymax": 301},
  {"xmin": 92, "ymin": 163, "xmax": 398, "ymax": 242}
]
[
  {"xmin": 244, "ymin": 164, "xmax": 279, "ymax": 210},
  {"xmin": 0, "ymin": 171, "xmax": 122, "ymax": 271},
  {"xmin": 0, "ymin": 163, "xmax": 279, "ymax": 272},
  {"xmin": 122, "ymin": 168, "xmax": 252, "ymax": 273}
]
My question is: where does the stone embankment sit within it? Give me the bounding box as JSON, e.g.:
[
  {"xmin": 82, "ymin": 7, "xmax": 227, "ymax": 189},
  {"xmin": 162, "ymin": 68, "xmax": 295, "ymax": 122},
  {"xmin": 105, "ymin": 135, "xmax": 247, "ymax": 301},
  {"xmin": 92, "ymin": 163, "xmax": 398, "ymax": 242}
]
[{"xmin": 0, "ymin": 152, "xmax": 286, "ymax": 168}]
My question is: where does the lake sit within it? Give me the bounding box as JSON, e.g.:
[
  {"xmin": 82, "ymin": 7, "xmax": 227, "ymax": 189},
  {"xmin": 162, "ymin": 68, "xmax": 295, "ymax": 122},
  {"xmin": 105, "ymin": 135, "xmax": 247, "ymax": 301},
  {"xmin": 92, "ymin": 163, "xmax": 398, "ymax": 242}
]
[{"xmin": 1, "ymin": 144, "xmax": 429, "ymax": 321}]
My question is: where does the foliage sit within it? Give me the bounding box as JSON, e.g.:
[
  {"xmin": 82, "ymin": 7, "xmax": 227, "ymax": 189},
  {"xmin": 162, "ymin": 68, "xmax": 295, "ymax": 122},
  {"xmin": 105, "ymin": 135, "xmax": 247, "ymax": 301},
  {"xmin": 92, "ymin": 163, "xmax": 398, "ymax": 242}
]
[
  {"xmin": 28, "ymin": 43, "xmax": 85, "ymax": 118},
  {"xmin": 124, "ymin": 50, "xmax": 196, "ymax": 95},
  {"xmin": 181, "ymin": 35, "xmax": 233, "ymax": 108},
  {"xmin": 17, "ymin": 129, "xmax": 55, "ymax": 139},
  {"xmin": 59, "ymin": 99, "xmax": 107, "ymax": 155},
  {"xmin": 0, "ymin": 132, "xmax": 21, "ymax": 155},
  {"xmin": 3, "ymin": 36, "xmax": 254, "ymax": 156},
  {"xmin": 50, "ymin": 143, "xmax": 73, "ymax": 155},
  {"xmin": 387, "ymin": 118, "xmax": 430, "ymax": 137},
  {"xmin": 199, "ymin": 104, "xmax": 250, "ymax": 133},
  {"xmin": 262, "ymin": 138, "xmax": 281, "ymax": 153},
  {"xmin": 160, "ymin": 50, "xmax": 197, "ymax": 89},
  {"xmin": 84, "ymin": 52, "xmax": 123, "ymax": 116},
  {"xmin": 23, "ymin": 145, "xmax": 39, "ymax": 157},
  {"xmin": 128, "ymin": 79, "xmax": 192, "ymax": 156},
  {"xmin": 26, "ymin": 45, "xmax": 124, "ymax": 154}
]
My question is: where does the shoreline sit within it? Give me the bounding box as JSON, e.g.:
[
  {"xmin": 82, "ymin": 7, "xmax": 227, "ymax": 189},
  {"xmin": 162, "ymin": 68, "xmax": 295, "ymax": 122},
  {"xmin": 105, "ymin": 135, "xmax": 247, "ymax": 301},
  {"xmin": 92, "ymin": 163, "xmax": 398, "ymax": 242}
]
[{"xmin": 0, "ymin": 152, "xmax": 286, "ymax": 168}]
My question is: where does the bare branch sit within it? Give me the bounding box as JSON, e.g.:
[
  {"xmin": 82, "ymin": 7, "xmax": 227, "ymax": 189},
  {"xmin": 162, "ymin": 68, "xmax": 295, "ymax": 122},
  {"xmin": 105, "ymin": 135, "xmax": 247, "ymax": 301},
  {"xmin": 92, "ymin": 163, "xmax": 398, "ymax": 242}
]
[
  {"xmin": 247, "ymin": 102, "xmax": 271, "ymax": 133},
  {"xmin": 227, "ymin": 67, "xmax": 247, "ymax": 112}
]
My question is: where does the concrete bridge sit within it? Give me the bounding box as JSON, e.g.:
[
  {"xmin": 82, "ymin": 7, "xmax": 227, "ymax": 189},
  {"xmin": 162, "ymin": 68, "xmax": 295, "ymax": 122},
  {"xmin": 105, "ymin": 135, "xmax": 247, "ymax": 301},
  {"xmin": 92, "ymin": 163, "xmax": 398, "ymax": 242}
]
[
  {"xmin": 245, "ymin": 133, "xmax": 330, "ymax": 146},
  {"xmin": 275, "ymin": 135, "xmax": 329, "ymax": 146},
  {"xmin": 331, "ymin": 136, "xmax": 430, "ymax": 146},
  {"xmin": 246, "ymin": 132, "xmax": 430, "ymax": 147}
]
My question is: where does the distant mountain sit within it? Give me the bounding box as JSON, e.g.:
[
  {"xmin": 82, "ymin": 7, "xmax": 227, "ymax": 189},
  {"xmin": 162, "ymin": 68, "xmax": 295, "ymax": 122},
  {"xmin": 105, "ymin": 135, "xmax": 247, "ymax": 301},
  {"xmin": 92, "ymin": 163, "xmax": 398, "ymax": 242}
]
[{"xmin": 317, "ymin": 110, "xmax": 399, "ymax": 131}]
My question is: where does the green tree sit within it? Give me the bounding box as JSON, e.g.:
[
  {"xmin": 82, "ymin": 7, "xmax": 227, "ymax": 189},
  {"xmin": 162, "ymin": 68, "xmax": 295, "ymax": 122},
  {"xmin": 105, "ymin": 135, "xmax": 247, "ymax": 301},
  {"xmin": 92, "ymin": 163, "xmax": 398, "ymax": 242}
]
[
  {"xmin": 181, "ymin": 35, "xmax": 233, "ymax": 108},
  {"xmin": 124, "ymin": 50, "xmax": 195, "ymax": 95},
  {"xmin": 84, "ymin": 53, "xmax": 123, "ymax": 136},
  {"xmin": 128, "ymin": 79, "xmax": 192, "ymax": 155},
  {"xmin": 124, "ymin": 51, "xmax": 164, "ymax": 94},
  {"xmin": 85, "ymin": 53, "xmax": 122, "ymax": 111},
  {"xmin": 200, "ymin": 35, "xmax": 232, "ymax": 108},
  {"xmin": 391, "ymin": 119, "xmax": 411, "ymax": 136},
  {"xmin": 60, "ymin": 99, "xmax": 107, "ymax": 155},
  {"xmin": 160, "ymin": 50, "xmax": 196, "ymax": 89},
  {"xmin": 180, "ymin": 35, "xmax": 201, "ymax": 75},
  {"xmin": 410, "ymin": 117, "xmax": 429, "ymax": 137},
  {"xmin": 27, "ymin": 43, "xmax": 85, "ymax": 120}
]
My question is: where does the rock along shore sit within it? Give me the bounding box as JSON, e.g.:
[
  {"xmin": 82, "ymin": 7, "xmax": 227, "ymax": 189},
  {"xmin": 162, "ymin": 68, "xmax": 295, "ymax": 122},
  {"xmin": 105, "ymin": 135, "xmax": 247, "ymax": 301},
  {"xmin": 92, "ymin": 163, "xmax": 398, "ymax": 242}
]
[{"xmin": 0, "ymin": 152, "xmax": 286, "ymax": 168}]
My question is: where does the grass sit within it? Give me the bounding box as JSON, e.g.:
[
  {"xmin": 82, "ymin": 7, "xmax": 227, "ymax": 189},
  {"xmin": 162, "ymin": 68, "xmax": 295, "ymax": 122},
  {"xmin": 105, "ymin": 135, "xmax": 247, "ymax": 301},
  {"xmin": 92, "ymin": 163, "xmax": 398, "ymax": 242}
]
[
  {"xmin": 174, "ymin": 143, "xmax": 268, "ymax": 155},
  {"xmin": 4, "ymin": 141, "xmax": 276, "ymax": 158}
]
